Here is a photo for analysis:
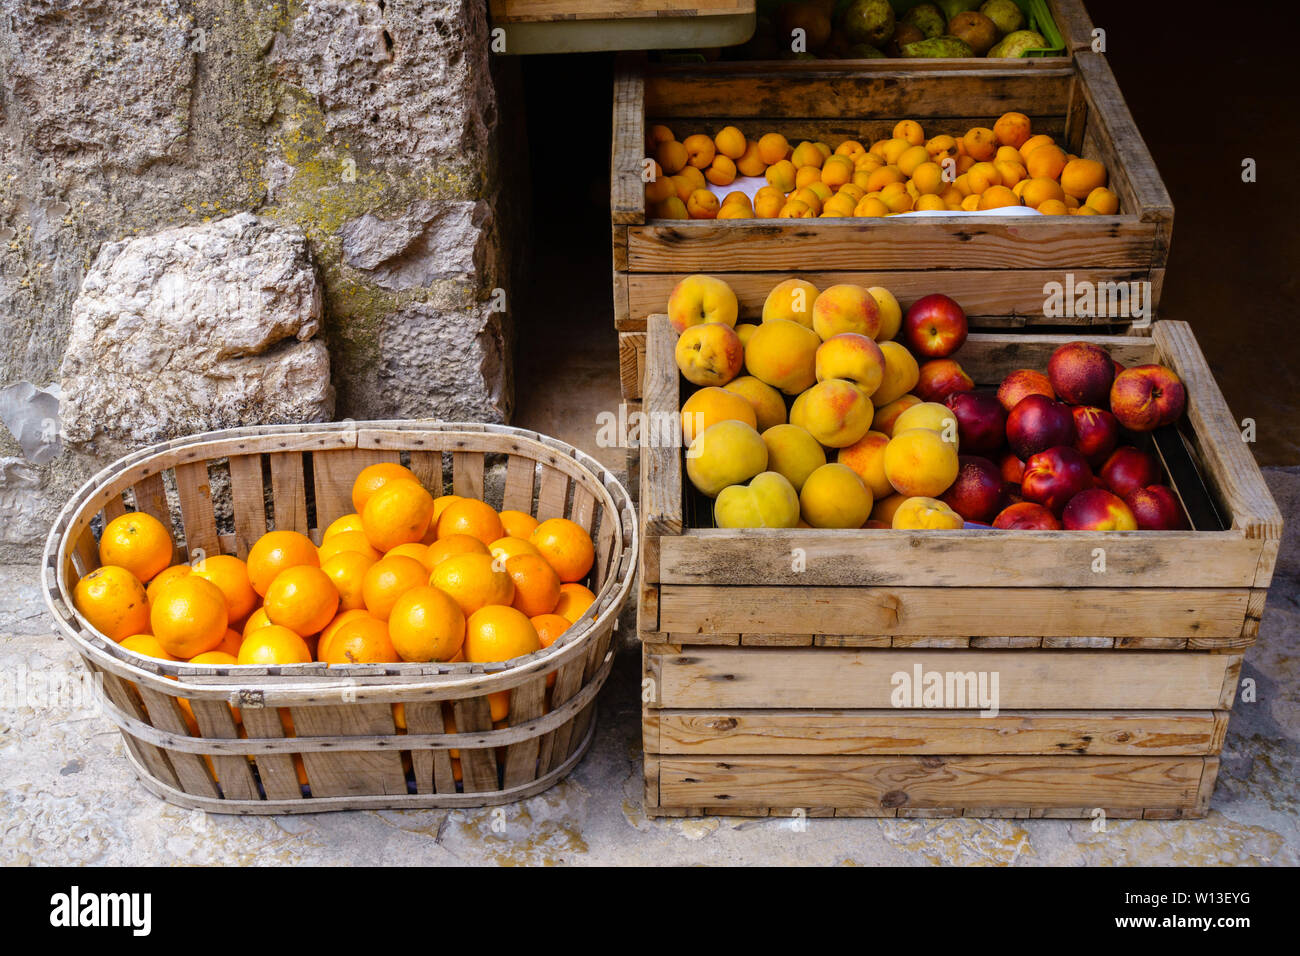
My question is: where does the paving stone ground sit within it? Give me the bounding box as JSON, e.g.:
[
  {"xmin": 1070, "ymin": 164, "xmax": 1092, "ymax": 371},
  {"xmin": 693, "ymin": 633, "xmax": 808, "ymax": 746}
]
[{"xmin": 3, "ymin": 470, "xmax": 1296, "ymax": 867}]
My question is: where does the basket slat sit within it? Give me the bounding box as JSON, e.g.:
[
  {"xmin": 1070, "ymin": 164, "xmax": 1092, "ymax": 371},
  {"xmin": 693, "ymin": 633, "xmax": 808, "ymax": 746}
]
[
  {"xmin": 453, "ymin": 695, "xmax": 500, "ymax": 793},
  {"xmin": 239, "ymin": 707, "xmax": 302, "ymax": 801},
  {"xmin": 502, "ymin": 454, "xmax": 536, "ymax": 512},
  {"xmin": 174, "ymin": 460, "xmax": 221, "ymax": 563},
  {"xmin": 269, "ymin": 452, "xmax": 310, "ymax": 537},
  {"xmin": 135, "ymin": 685, "xmax": 220, "ymax": 799},
  {"xmin": 227, "ymin": 454, "xmax": 268, "ymax": 558},
  {"xmin": 404, "ymin": 701, "xmax": 454, "ymax": 794},
  {"xmin": 190, "ymin": 699, "xmax": 259, "ymax": 800},
  {"xmin": 501, "ymin": 676, "xmax": 548, "ymax": 789},
  {"xmin": 95, "ymin": 664, "xmax": 183, "ymax": 791},
  {"xmin": 293, "ymin": 703, "xmax": 408, "ymax": 797},
  {"xmin": 452, "ymin": 450, "xmax": 486, "ymax": 500}
]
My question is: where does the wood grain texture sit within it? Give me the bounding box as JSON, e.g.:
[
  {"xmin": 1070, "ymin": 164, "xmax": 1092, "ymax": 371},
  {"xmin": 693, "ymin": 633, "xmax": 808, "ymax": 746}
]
[
  {"xmin": 293, "ymin": 703, "xmax": 408, "ymax": 798},
  {"xmin": 173, "ymin": 460, "xmax": 220, "ymax": 563},
  {"xmin": 492, "ymin": 0, "xmax": 750, "ymax": 24},
  {"xmin": 651, "ymin": 647, "xmax": 1242, "ymax": 710},
  {"xmin": 611, "ymin": 57, "xmax": 647, "ymax": 226},
  {"xmin": 639, "ymin": 315, "xmax": 683, "ymax": 546},
  {"xmin": 1048, "ymin": 0, "xmax": 1098, "ymax": 51}
]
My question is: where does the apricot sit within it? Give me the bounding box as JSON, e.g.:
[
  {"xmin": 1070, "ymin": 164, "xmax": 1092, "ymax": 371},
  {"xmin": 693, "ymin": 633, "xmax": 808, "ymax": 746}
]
[
  {"xmin": 865, "ymin": 164, "xmax": 906, "ymax": 193},
  {"xmin": 757, "ymin": 133, "xmax": 791, "ymax": 166},
  {"xmin": 897, "ymin": 145, "xmax": 931, "ymax": 177},
  {"xmin": 993, "ymin": 112, "xmax": 1031, "ymax": 149},
  {"xmin": 854, "ymin": 196, "xmax": 889, "ymax": 217},
  {"xmin": 778, "ymin": 200, "xmax": 815, "ymax": 219},
  {"xmin": 686, "ymin": 189, "xmax": 720, "ymax": 219},
  {"xmin": 654, "ymin": 197, "xmax": 688, "ymax": 219},
  {"xmin": 1020, "ymin": 177, "xmax": 1065, "ymax": 209},
  {"xmin": 655, "ymin": 140, "xmax": 688, "ymax": 175},
  {"xmin": 680, "ymin": 386, "xmax": 757, "ymax": 443},
  {"xmin": 1086, "ymin": 186, "xmax": 1119, "ymax": 214},
  {"xmin": 685, "ymin": 419, "xmax": 768, "ymax": 498},
  {"xmin": 736, "ymin": 141, "xmax": 766, "ymax": 177},
  {"xmin": 790, "ymin": 379, "xmax": 873, "ymax": 448},
  {"xmin": 683, "ymin": 134, "xmax": 716, "ymax": 169},
  {"xmin": 893, "ymin": 120, "xmax": 924, "ymax": 147},
  {"xmin": 678, "ymin": 165, "xmax": 707, "ymax": 191},
  {"xmin": 978, "ymin": 185, "xmax": 1019, "ymax": 210},
  {"xmin": 800, "ymin": 463, "xmax": 873, "ymax": 529},
  {"xmin": 821, "ymin": 155, "xmax": 854, "ymax": 188},
  {"xmin": 791, "ymin": 186, "xmax": 824, "ymax": 215},
  {"xmin": 791, "ymin": 141, "xmax": 824, "ymax": 170},
  {"xmin": 873, "ymin": 341, "xmax": 921, "ymax": 405},
  {"xmin": 754, "ymin": 185, "xmax": 786, "ymax": 218},
  {"xmin": 717, "ymin": 204, "xmax": 753, "ymax": 220},
  {"xmin": 669, "ymin": 174, "xmax": 696, "ymax": 204},
  {"xmin": 911, "ymin": 162, "xmax": 945, "ymax": 196},
  {"xmin": 1025, "ymin": 144, "xmax": 1067, "ymax": 181},
  {"xmin": 762, "ymin": 278, "xmax": 819, "ymax": 328},
  {"xmin": 1037, "ymin": 199, "xmax": 1068, "ymax": 215},
  {"xmin": 714, "ymin": 472, "xmax": 800, "ymax": 529},
  {"xmin": 714, "ymin": 126, "xmax": 746, "ymax": 160},
  {"xmin": 761, "ymin": 424, "xmax": 827, "ymax": 493},
  {"xmin": 1018, "ymin": 134, "xmax": 1055, "ymax": 165},
  {"xmin": 892, "ymin": 496, "xmax": 964, "ymax": 530},
  {"xmin": 837, "ymin": 430, "xmax": 893, "ymax": 500},
  {"xmin": 795, "ymin": 165, "xmax": 823, "ymax": 189},
  {"xmin": 723, "ymin": 375, "xmax": 788, "ymax": 432},
  {"xmin": 765, "ymin": 160, "xmax": 797, "ymax": 192},
  {"xmin": 963, "ymin": 127, "xmax": 998, "ymax": 161},
  {"xmin": 745, "ymin": 318, "xmax": 820, "ymax": 395},
  {"xmin": 706, "ymin": 155, "xmax": 737, "ymax": 187},
  {"xmin": 1060, "ymin": 158, "xmax": 1108, "ymax": 200},
  {"xmin": 883, "ymin": 428, "xmax": 960, "ymax": 498}
]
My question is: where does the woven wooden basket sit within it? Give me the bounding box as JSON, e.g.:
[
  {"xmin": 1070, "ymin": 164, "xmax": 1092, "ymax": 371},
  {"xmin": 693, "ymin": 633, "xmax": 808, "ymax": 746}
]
[{"xmin": 42, "ymin": 422, "xmax": 637, "ymax": 814}]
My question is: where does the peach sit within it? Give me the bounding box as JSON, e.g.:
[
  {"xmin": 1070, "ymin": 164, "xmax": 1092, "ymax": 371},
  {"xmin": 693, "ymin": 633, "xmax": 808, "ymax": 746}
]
[
  {"xmin": 871, "ymin": 492, "xmax": 909, "ymax": 526},
  {"xmin": 1062, "ymin": 488, "xmax": 1138, "ymax": 531},
  {"xmin": 997, "ymin": 368, "xmax": 1055, "ymax": 412},
  {"xmin": 686, "ymin": 189, "xmax": 720, "ymax": 219},
  {"xmin": 815, "ymin": 333, "xmax": 885, "ymax": 396},
  {"xmin": 915, "ymin": 358, "xmax": 974, "ymax": 403},
  {"xmin": 680, "ymin": 386, "xmax": 757, "ymax": 444},
  {"xmin": 714, "ymin": 471, "xmax": 801, "ymax": 529},
  {"xmin": 873, "ymin": 341, "xmax": 921, "ymax": 406},
  {"xmin": 892, "ymin": 497, "xmax": 964, "ymax": 531},
  {"xmin": 790, "ymin": 379, "xmax": 874, "ymax": 448},
  {"xmin": 941, "ymin": 455, "xmax": 1005, "ymax": 524},
  {"xmin": 723, "ymin": 375, "xmax": 788, "ymax": 432},
  {"xmin": 683, "ymin": 134, "xmax": 716, "ymax": 169},
  {"xmin": 799, "ymin": 463, "xmax": 873, "ymax": 529},
  {"xmin": 761, "ymin": 424, "xmax": 827, "ymax": 493},
  {"xmin": 762, "ymin": 278, "xmax": 820, "ymax": 328},
  {"xmin": 1110, "ymin": 365, "xmax": 1186, "ymax": 432},
  {"xmin": 993, "ymin": 501, "xmax": 1061, "ymax": 530},
  {"xmin": 883, "ymin": 427, "xmax": 960, "ymax": 498},
  {"xmin": 892, "ymin": 401, "xmax": 959, "ymax": 446},
  {"xmin": 811, "ymin": 284, "xmax": 880, "ymax": 341},
  {"xmin": 837, "ymin": 430, "xmax": 893, "ymax": 500},
  {"xmin": 685, "ymin": 420, "xmax": 768, "ymax": 498},
  {"xmin": 734, "ymin": 322, "xmax": 759, "ymax": 347},
  {"xmin": 866, "ymin": 287, "xmax": 901, "ymax": 342},
  {"xmin": 873, "ymin": 394, "xmax": 923, "ymax": 437},
  {"xmin": 1125, "ymin": 484, "xmax": 1187, "ymax": 530},
  {"xmin": 674, "ymin": 323, "xmax": 744, "ymax": 387},
  {"xmin": 667, "ymin": 275, "xmax": 738, "ymax": 333},
  {"xmin": 1048, "ymin": 341, "xmax": 1115, "ymax": 407},
  {"xmin": 745, "ymin": 319, "xmax": 820, "ymax": 395},
  {"xmin": 945, "ymin": 391, "xmax": 1006, "ymax": 455},
  {"xmin": 714, "ymin": 125, "xmax": 747, "ymax": 160}
]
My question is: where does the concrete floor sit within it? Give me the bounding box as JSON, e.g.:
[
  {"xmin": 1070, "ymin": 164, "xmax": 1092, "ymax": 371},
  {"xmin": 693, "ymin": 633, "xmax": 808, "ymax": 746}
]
[{"xmin": 3, "ymin": 466, "xmax": 1296, "ymax": 866}]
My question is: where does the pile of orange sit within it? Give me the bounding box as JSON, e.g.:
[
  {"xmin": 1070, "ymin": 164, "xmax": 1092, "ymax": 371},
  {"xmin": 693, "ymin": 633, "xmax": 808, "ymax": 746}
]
[
  {"xmin": 645, "ymin": 113, "xmax": 1118, "ymax": 220},
  {"xmin": 73, "ymin": 463, "xmax": 599, "ymax": 706}
]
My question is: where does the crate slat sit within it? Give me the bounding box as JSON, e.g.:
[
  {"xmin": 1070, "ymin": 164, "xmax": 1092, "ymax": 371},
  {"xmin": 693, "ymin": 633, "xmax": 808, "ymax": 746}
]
[{"xmin": 293, "ymin": 703, "xmax": 408, "ymax": 798}]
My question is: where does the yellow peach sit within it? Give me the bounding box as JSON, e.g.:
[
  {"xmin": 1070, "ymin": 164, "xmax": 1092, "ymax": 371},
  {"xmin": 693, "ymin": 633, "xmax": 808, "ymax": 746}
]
[
  {"xmin": 762, "ymin": 278, "xmax": 820, "ymax": 328},
  {"xmin": 723, "ymin": 376, "xmax": 788, "ymax": 432},
  {"xmin": 744, "ymin": 318, "xmax": 820, "ymax": 395},
  {"xmin": 761, "ymin": 424, "xmax": 827, "ymax": 493},
  {"xmin": 674, "ymin": 322, "xmax": 744, "ymax": 387},
  {"xmin": 811, "ymin": 284, "xmax": 880, "ymax": 340},
  {"xmin": 799, "ymin": 463, "xmax": 873, "ymax": 529},
  {"xmin": 815, "ymin": 332, "xmax": 885, "ymax": 396},
  {"xmin": 892, "ymin": 496, "xmax": 964, "ymax": 530},
  {"xmin": 680, "ymin": 386, "xmax": 757, "ymax": 444},
  {"xmin": 837, "ymin": 430, "xmax": 893, "ymax": 500},
  {"xmin": 734, "ymin": 322, "xmax": 759, "ymax": 347},
  {"xmin": 867, "ymin": 286, "xmax": 902, "ymax": 341},
  {"xmin": 686, "ymin": 420, "xmax": 768, "ymax": 498},
  {"xmin": 871, "ymin": 492, "xmax": 909, "ymax": 526},
  {"xmin": 714, "ymin": 472, "xmax": 800, "ymax": 529},
  {"xmin": 872, "ymin": 393, "xmax": 923, "ymax": 437},
  {"xmin": 892, "ymin": 401, "xmax": 959, "ymax": 446},
  {"xmin": 790, "ymin": 379, "xmax": 873, "ymax": 448},
  {"xmin": 872, "ymin": 341, "xmax": 920, "ymax": 405},
  {"xmin": 883, "ymin": 428, "xmax": 960, "ymax": 498},
  {"xmin": 667, "ymin": 274, "xmax": 738, "ymax": 333}
]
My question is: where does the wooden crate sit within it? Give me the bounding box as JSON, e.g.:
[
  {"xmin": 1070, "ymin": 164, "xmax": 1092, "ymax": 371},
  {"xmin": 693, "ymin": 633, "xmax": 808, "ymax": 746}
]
[
  {"xmin": 637, "ymin": 313, "xmax": 1280, "ymax": 818},
  {"xmin": 611, "ymin": 43, "xmax": 1170, "ymax": 399},
  {"xmin": 44, "ymin": 422, "xmax": 637, "ymax": 813}
]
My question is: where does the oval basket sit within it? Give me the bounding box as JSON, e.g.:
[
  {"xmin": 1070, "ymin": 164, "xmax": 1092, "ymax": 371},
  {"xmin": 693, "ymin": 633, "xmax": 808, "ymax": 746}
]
[{"xmin": 42, "ymin": 421, "xmax": 637, "ymax": 814}]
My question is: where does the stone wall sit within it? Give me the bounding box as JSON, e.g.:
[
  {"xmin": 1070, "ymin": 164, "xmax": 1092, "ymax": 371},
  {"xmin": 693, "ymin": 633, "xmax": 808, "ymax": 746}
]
[{"xmin": 0, "ymin": 0, "xmax": 517, "ymax": 558}]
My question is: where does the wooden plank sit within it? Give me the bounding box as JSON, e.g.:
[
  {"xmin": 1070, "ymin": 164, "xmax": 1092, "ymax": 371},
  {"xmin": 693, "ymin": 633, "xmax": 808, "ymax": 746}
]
[
  {"xmin": 502, "ymin": 454, "xmax": 536, "ymax": 513},
  {"xmin": 619, "ymin": 331, "xmax": 645, "ymax": 400},
  {"xmin": 269, "ymin": 452, "xmax": 309, "ymax": 536},
  {"xmin": 656, "ymin": 755, "xmax": 1206, "ymax": 812},
  {"xmin": 292, "ymin": 703, "xmax": 408, "ymax": 798},
  {"xmin": 312, "ymin": 449, "xmax": 386, "ymax": 533},
  {"xmin": 621, "ymin": 268, "xmax": 1157, "ymax": 331},
  {"xmin": 173, "ymin": 460, "xmax": 220, "ymax": 563},
  {"xmin": 129, "ymin": 471, "xmax": 176, "ymax": 565},
  {"xmin": 226, "ymin": 454, "xmax": 267, "ymax": 559},
  {"xmin": 502, "ymin": 677, "xmax": 548, "ymax": 789},
  {"xmin": 452, "ymin": 695, "xmax": 500, "ymax": 794},
  {"xmin": 651, "ymin": 709, "xmax": 1223, "ymax": 757},
  {"xmin": 240, "ymin": 706, "xmax": 301, "ymax": 801},
  {"xmin": 611, "ymin": 57, "xmax": 647, "ymax": 226},
  {"xmin": 492, "ymin": 0, "xmax": 749, "ymax": 24},
  {"xmin": 955, "ymin": 330, "xmax": 1155, "ymax": 383},
  {"xmin": 652, "ymin": 648, "xmax": 1241, "ymax": 710},
  {"xmin": 408, "ymin": 450, "xmax": 445, "ymax": 497},
  {"xmin": 452, "ymin": 451, "xmax": 485, "ymax": 501},
  {"xmin": 404, "ymin": 701, "xmax": 456, "ymax": 796},
  {"xmin": 640, "ymin": 315, "xmax": 683, "ymax": 555},
  {"xmin": 102, "ymin": 493, "xmax": 127, "ymax": 524},
  {"xmin": 95, "ymin": 667, "xmax": 181, "ymax": 791},
  {"xmin": 626, "ymin": 218, "xmax": 1160, "ymax": 273},
  {"xmin": 135, "ymin": 686, "xmax": 220, "ymax": 800},
  {"xmin": 190, "ymin": 699, "xmax": 259, "ymax": 800},
  {"xmin": 658, "ymin": 585, "xmax": 1251, "ymax": 639},
  {"xmin": 535, "ymin": 461, "xmax": 569, "ymax": 522},
  {"xmin": 1049, "ymin": 0, "xmax": 1098, "ymax": 51},
  {"xmin": 741, "ymin": 633, "xmax": 812, "ymax": 646}
]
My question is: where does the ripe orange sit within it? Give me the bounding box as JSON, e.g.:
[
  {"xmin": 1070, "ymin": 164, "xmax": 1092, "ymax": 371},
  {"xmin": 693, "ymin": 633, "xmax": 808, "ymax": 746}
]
[
  {"xmin": 264, "ymin": 565, "xmax": 339, "ymax": 637},
  {"xmin": 189, "ymin": 650, "xmax": 238, "ymax": 666},
  {"xmin": 530, "ymin": 614, "xmax": 571, "ymax": 649},
  {"xmin": 98, "ymin": 511, "xmax": 173, "ymax": 583},
  {"xmin": 387, "ymin": 542, "xmax": 430, "ymax": 565},
  {"xmin": 321, "ymin": 615, "xmax": 399, "ymax": 665},
  {"xmin": 322, "ymin": 512, "xmax": 366, "ymax": 541},
  {"xmin": 243, "ymin": 606, "xmax": 272, "ymax": 637},
  {"xmin": 362, "ymin": 478, "xmax": 435, "ymax": 552},
  {"xmin": 388, "ymin": 586, "xmax": 466, "ymax": 662},
  {"xmin": 320, "ymin": 549, "xmax": 376, "ymax": 612},
  {"xmin": 361, "ymin": 554, "xmax": 429, "ymax": 620},
  {"xmin": 145, "ymin": 564, "xmax": 191, "ymax": 605},
  {"xmin": 498, "ymin": 509, "xmax": 539, "ymax": 539},
  {"xmin": 317, "ymin": 530, "xmax": 381, "ymax": 564},
  {"xmin": 505, "ymin": 553, "xmax": 561, "ymax": 618},
  {"xmin": 190, "ymin": 554, "xmax": 258, "ymax": 624},
  {"xmin": 246, "ymin": 530, "xmax": 319, "ymax": 596},
  {"xmin": 487, "ymin": 536, "xmax": 539, "ymax": 564},
  {"xmin": 74, "ymin": 565, "xmax": 151, "ymax": 641},
  {"xmin": 430, "ymin": 553, "xmax": 514, "ymax": 617},
  {"xmin": 214, "ymin": 628, "xmax": 243, "ymax": 657},
  {"xmin": 435, "ymin": 498, "xmax": 504, "ymax": 546},
  {"xmin": 464, "ymin": 605, "xmax": 541, "ymax": 666},
  {"xmin": 150, "ymin": 576, "xmax": 229, "ymax": 658},
  {"xmin": 351, "ymin": 462, "xmax": 419, "ymax": 514},
  {"xmin": 422, "ymin": 495, "xmax": 463, "ymax": 543},
  {"xmin": 554, "ymin": 583, "xmax": 597, "ymax": 624},
  {"xmin": 119, "ymin": 634, "xmax": 177, "ymax": 661},
  {"xmin": 530, "ymin": 518, "xmax": 595, "ymax": 583},
  {"xmin": 317, "ymin": 608, "xmax": 373, "ymax": 661},
  {"xmin": 237, "ymin": 625, "xmax": 313, "ymax": 665},
  {"xmin": 425, "ymin": 533, "xmax": 489, "ymax": 571}
]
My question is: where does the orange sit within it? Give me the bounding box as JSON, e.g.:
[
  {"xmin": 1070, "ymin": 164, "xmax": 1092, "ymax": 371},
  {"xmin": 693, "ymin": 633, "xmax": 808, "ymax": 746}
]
[
  {"xmin": 321, "ymin": 615, "xmax": 399, "ymax": 665},
  {"xmin": 1025, "ymin": 143, "xmax": 1067, "ymax": 181},
  {"xmin": 320, "ymin": 549, "xmax": 376, "ymax": 611},
  {"xmin": 150, "ymin": 576, "xmax": 229, "ymax": 658},
  {"xmin": 362, "ymin": 478, "xmax": 435, "ymax": 552},
  {"xmin": 388, "ymin": 586, "xmax": 466, "ymax": 662},
  {"xmin": 246, "ymin": 530, "xmax": 318, "ymax": 596},
  {"xmin": 146, "ymin": 564, "xmax": 191, "ymax": 605},
  {"xmin": 1060, "ymin": 158, "xmax": 1108, "ymax": 200},
  {"xmin": 498, "ymin": 510, "xmax": 539, "ymax": 539},
  {"xmin": 190, "ymin": 554, "xmax": 258, "ymax": 624},
  {"xmin": 430, "ymin": 552, "xmax": 514, "ymax": 617},
  {"xmin": 264, "ymin": 565, "xmax": 339, "ymax": 637},
  {"xmin": 317, "ymin": 529, "xmax": 381, "ymax": 564},
  {"xmin": 237, "ymin": 624, "xmax": 313, "ymax": 666},
  {"xmin": 424, "ymin": 533, "xmax": 489, "ymax": 571},
  {"xmin": 322, "ymin": 513, "xmax": 365, "ymax": 541},
  {"xmin": 530, "ymin": 518, "xmax": 595, "ymax": 583},
  {"xmin": 505, "ymin": 553, "xmax": 562, "ymax": 618},
  {"xmin": 361, "ymin": 554, "xmax": 429, "ymax": 620},
  {"xmin": 554, "ymin": 583, "xmax": 597, "ymax": 624},
  {"xmin": 243, "ymin": 606, "xmax": 272, "ymax": 637},
  {"xmin": 189, "ymin": 650, "xmax": 238, "ymax": 666},
  {"xmin": 488, "ymin": 536, "xmax": 539, "ymax": 564},
  {"xmin": 464, "ymin": 605, "xmax": 541, "ymax": 664},
  {"xmin": 435, "ymin": 498, "xmax": 504, "ymax": 546},
  {"xmin": 993, "ymin": 112, "xmax": 1031, "ymax": 149},
  {"xmin": 213, "ymin": 628, "xmax": 243, "ymax": 657},
  {"xmin": 98, "ymin": 512, "xmax": 173, "ymax": 583},
  {"xmin": 531, "ymin": 614, "xmax": 570, "ymax": 650},
  {"xmin": 387, "ymin": 542, "xmax": 430, "ymax": 564},
  {"xmin": 74, "ymin": 566, "xmax": 151, "ymax": 642},
  {"xmin": 488, "ymin": 691, "xmax": 510, "ymax": 722},
  {"xmin": 317, "ymin": 608, "xmax": 372, "ymax": 661},
  {"xmin": 432, "ymin": 494, "xmax": 464, "ymax": 523},
  {"xmin": 350, "ymin": 462, "xmax": 419, "ymax": 514},
  {"xmin": 119, "ymin": 634, "xmax": 176, "ymax": 661}
]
